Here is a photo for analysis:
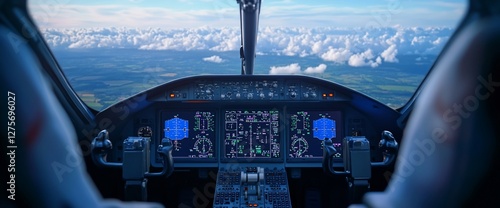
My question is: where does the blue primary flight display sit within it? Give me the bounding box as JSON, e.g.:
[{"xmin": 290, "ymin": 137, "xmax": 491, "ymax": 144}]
[
  {"xmin": 161, "ymin": 111, "xmax": 216, "ymax": 159},
  {"xmin": 288, "ymin": 111, "xmax": 342, "ymax": 159},
  {"xmin": 164, "ymin": 117, "xmax": 189, "ymax": 140},
  {"xmin": 313, "ymin": 117, "xmax": 336, "ymax": 140}
]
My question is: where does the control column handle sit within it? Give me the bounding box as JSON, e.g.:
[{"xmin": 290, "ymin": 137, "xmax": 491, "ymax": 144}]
[
  {"xmin": 371, "ymin": 130, "xmax": 398, "ymax": 167},
  {"xmin": 91, "ymin": 129, "xmax": 122, "ymax": 168},
  {"xmin": 145, "ymin": 138, "xmax": 174, "ymax": 177},
  {"xmin": 322, "ymin": 139, "xmax": 349, "ymax": 176}
]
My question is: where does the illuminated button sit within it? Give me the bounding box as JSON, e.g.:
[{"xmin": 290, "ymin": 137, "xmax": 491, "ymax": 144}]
[
  {"xmin": 322, "ymin": 93, "xmax": 327, "ymax": 99},
  {"xmin": 328, "ymin": 93, "xmax": 334, "ymax": 97},
  {"xmin": 169, "ymin": 93, "xmax": 175, "ymax": 98}
]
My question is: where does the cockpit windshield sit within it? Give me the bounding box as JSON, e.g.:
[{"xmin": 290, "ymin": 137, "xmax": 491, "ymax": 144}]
[{"xmin": 28, "ymin": 0, "xmax": 466, "ymax": 110}]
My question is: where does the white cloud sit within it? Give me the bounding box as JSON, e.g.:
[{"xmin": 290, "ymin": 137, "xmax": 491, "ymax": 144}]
[
  {"xmin": 348, "ymin": 49, "xmax": 375, "ymax": 67},
  {"xmin": 411, "ymin": 36, "xmax": 425, "ymax": 45},
  {"xmin": 347, "ymin": 49, "xmax": 383, "ymax": 68},
  {"xmin": 304, "ymin": 64, "xmax": 327, "ymax": 74},
  {"xmin": 320, "ymin": 47, "xmax": 352, "ymax": 63},
  {"xmin": 269, "ymin": 63, "xmax": 302, "ymax": 75},
  {"xmin": 203, "ymin": 55, "xmax": 225, "ymax": 63},
  {"xmin": 269, "ymin": 63, "xmax": 328, "ymax": 75},
  {"xmin": 311, "ymin": 41, "xmax": 323, "ymax": 54},
  {"xmin": 432, "ymin": 37, "xmax": 443, "ymax": 45},
  {"xmin": 380, "ymin": 44, "xmax": 399, "ymax": 63},
  {"xmin": 373, "ymin": 56, "xmax": 382, "ymax": 67}
]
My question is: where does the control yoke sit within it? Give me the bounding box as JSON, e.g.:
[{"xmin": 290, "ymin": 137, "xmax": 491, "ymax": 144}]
[
  {"xmin": 372, "ymin": 130, "xmax": 398, "ymax": 167},
  {"xmin": 322, "ymin": 130, "xmax": 398, "ymax": 203},
  {"xmin": 91, "ymin": 130, "xmax": 174, "ymax": 177},
  {"xmin": 323, "ymin": 130, "xmax": 398, "ymax": 176},
  {"xmin": 91, "ymin": 130, "xmax": 122, "ymax": 168},
  {"xmin": 146, "ymin": 138, "xmax": 174, "ymax": 177},
  {"xmin": 91, "ymin": 130, "xmax": 174, "ymax": 201}
]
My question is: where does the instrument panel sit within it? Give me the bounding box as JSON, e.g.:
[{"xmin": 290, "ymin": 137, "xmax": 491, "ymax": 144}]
[
  {"xmin": 156, "ymin": 108, "xmax": 343, "ymax": 166},
  {"xmin": 97, "ymin": 75, "xmax": 401, "ymax": 168}
]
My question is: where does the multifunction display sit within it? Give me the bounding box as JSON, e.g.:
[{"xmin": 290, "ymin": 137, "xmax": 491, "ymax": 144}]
[
  {"xmin": 288, "ymin": 111, "xmax": 342, "ymax": 159},
  {"xmin": 224, "ymin": 110, "xmax": 280, "ymax": 159},
  {"xmin": 161, "ymin": 111, "xmax": 216, "ymax": 159}
]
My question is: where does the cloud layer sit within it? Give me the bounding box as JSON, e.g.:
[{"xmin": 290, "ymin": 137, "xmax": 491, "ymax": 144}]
[{"xmin": 41, "ymin": 26, "xmax": 453, "ymax": 68}]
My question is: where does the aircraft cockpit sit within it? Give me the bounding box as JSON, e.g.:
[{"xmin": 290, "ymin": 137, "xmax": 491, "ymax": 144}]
[{"xmin": 2, "ymin": 0, "xmax": 499, "ymax": 208}]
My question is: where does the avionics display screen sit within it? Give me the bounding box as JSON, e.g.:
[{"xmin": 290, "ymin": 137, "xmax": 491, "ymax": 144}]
[
  {"xmin": 224, "ymin": 110, "xmax": 280, "ymax": 159},
  {"xmin": 160, "ymin": 111, "xmax": 215, "ymax": 159},
  {"xmin": 288, "ymin": 111, "xmax": 342, "ymax": 159}
]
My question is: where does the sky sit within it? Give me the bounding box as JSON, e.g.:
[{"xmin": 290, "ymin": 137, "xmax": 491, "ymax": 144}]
[
  {"xmin": 28, "ymin": 0, "xmax": 467, "ymax": 29},
  {"xmin": 28, "ymin": 0, "xmax": 466, "ymax": 72}
]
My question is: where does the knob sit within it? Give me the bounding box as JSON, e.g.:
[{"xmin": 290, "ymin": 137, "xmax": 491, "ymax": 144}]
[
  {"xmin": 221, "ymin": 94, "xmax": 226, "ymax": 99},
  {"xmin": 290, "ymin": 92, "xmax": 297, "ymax": 99},
  {"xmin": 236, "ymin": 93, "xmax": 241, "ymax": 99},
  {"xmin": 303, "ymin": 93, "xmax": 309, "ymax": 98},
  {"xmin": 272, "ymin": 83, "xmax": 278, "ymax": 88},
  {"xmin": 205, "ymin": 89, "xmax": 213, "ymax": 95},
  {"xmin": 247, "ymin": 93, "xmax": 254, "ymax": 99},
  {"xmin": 311, "ymin": 92, "xmax": 317, "ymax": 98},
  {"xmin": 268, "ymin": 92, "xmax": 274, "ymax": 97},
  {"xmin": 259, "ymin": 93, "xmax": 265, "ymax": 98}
]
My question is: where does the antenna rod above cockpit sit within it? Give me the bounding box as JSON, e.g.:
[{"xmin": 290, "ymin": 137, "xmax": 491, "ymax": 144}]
[{"xmin": 237, "ymin": 0, "xmax": 261, "ymax": 75}]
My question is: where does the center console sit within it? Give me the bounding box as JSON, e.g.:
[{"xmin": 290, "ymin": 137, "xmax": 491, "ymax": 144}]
[{"xmin": 214, "ymin": 165, "xmax": 291, "ymax": 207}]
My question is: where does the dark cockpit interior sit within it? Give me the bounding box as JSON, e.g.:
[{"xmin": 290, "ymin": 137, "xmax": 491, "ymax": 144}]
[{"xmin": 1, "ymin": 0, "xmax": 500, "ymax": 208}]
